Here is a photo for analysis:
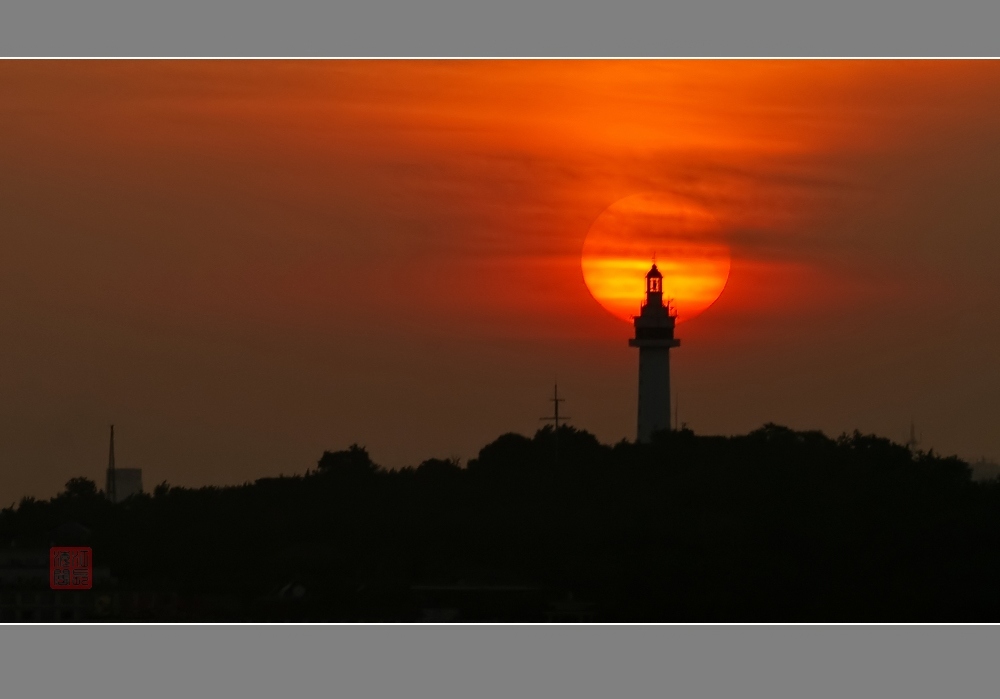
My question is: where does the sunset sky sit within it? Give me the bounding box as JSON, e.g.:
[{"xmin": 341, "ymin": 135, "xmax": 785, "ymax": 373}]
[{"xmin": 1, "ymin": 60, "xmax": 999, "ymax": 502}]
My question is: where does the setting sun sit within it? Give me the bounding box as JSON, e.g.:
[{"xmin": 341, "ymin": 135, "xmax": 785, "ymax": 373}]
[{"xmin": 581, "ymin": 192, "xmax": 732, "ymax": 324}]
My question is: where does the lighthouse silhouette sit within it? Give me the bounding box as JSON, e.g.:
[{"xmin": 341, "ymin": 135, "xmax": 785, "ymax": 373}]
[{"xmin": 629, "ymin": 263, "xmax": 680, "ymax": 442}]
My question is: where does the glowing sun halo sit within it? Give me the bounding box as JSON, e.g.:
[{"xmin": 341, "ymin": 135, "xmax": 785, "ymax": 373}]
[{"xmin": 581, "ymin": 192, "xmax": 731, "ymax": 324}]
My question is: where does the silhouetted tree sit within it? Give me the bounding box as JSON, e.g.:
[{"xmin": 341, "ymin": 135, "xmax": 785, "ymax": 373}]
[
  {"xmin": 416, "ymin": 457, "xmax": 462, "ymax": 477},
  {"xmin": 317, "ymin": 444, "xmax": 378, "ymax": 477},
  {"xmin": 467, "ymin": 432, "xmax": 535, "ymax": 476},
  {"xmin": 60, "ymin": 477, "xmax": 99, "ymax": 499}
]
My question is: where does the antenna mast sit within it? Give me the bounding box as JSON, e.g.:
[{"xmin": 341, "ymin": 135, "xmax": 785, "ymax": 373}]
[
  {"xmin": 540, "ymin": 383, "xmax": 571, "ymax": 467},
  {"xmin": 904, "ymin": 420, "xmax": 920, "ymax": 452},
  {"xmin": 540, "ymin": 383, "xmax": 571, "ymax": 429}
]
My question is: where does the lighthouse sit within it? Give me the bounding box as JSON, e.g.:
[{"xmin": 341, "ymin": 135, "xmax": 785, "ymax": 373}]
[{"xmin": 629, "ymin": 264, "xmax": 680, "ymax": 442}]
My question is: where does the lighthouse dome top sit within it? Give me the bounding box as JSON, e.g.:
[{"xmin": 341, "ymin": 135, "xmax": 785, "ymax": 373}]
[{"xmin": 646, "ymin": 264, "xmax": 662, "ymax": 279}]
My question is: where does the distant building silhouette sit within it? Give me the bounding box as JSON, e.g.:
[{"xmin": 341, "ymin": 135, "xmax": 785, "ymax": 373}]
[
  {"xmin": 109, "ymin": 469, "xmax": 143, "ymax": 501},
  {"xmin": 105, "ymin": 425, "xmax": 142, "ymax": 502},
  {"xmin": 629, "ymin": 264, "xmax": 680, "ymax": 442},
  {"xmin": 970, "ymin": 457, "xmax": 1000, "ymax": 482}
]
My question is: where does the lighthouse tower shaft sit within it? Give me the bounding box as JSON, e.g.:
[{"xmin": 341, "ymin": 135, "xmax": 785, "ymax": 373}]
[{"xmin": 628, "ymin": 265, "xmax": 680, "ymax": 443}]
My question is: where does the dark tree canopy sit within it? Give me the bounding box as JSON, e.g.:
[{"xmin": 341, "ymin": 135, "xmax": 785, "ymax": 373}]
[
  {"xmin": 416, "ymin": 457, "xmax": 462, "ymax": 477},
  {"xmin": 316, "ymin": 444, "xmax": 377, "ymax": 477},
  {"xmin": 0, "ymin": 425, "xmax": 992, "ymax": 622},
  {"xmin": 60, "ymin": 477, "xmax": 99, "ymax": 499}
]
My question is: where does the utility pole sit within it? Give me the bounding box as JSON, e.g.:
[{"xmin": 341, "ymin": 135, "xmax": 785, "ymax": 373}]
[
  {"xmin": 106, "ymin": 424, "xmax": 117, "ymax": 503},
  {"xmin": 540, "ymin": 383, "xmax": 571, "ymax": 466},
  {"xmin": 540, "ymin": 383, "xmax": 570, "ymax": 429}
]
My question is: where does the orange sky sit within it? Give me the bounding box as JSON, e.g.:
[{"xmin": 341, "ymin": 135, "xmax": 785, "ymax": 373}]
[{"xmin": 1, "ymin": 60, "xmax": 999, "ymax": 501}]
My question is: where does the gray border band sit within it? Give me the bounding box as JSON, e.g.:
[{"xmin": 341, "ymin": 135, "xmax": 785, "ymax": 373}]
[
  {"xmin": 2, "ymin": 624, "xmax": 1000, "ymax": 698},
  {"xmin": 1, "ymin": 0, "xmax": 1000, "ymax": 57}
]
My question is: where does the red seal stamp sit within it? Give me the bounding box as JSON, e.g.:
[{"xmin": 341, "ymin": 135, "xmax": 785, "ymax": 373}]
[{"xmin": 50, "ymin": 547, "xmax": 93, "ymax": 590}]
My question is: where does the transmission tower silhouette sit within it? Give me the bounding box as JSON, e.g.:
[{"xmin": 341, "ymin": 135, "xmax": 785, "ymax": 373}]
[
  {"xmin": 540, "ymin": 383, "xmax": 571, "ymax": 429},
  {"xmin": 540, "ymin": 383, "xmax": 571, "ymax": 467}
]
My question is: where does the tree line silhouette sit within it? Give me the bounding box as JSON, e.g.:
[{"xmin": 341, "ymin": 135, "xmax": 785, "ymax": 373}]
[{"xmin": 3, "ymin": 423, "xmax": 997, "ymax": 621}]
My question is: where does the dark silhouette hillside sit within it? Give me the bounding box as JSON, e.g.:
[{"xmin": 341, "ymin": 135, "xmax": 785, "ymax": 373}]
[{"xmin": 1, "ymin": 424, "xmax": 993, "ymax": 622}]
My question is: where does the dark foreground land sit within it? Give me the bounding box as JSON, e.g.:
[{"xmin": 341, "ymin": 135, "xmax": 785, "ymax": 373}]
[{"xmin": 1, "ymin": 424, "xmax": 995, "ymax": 622}]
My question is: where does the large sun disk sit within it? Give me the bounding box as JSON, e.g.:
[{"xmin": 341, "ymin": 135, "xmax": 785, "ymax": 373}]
[{"xmin": 581, "ymin": 193, "xmax": 731, "ymax": 324}]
